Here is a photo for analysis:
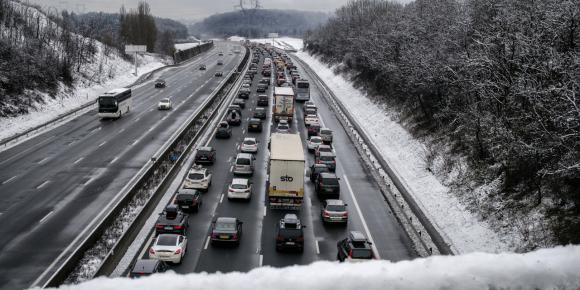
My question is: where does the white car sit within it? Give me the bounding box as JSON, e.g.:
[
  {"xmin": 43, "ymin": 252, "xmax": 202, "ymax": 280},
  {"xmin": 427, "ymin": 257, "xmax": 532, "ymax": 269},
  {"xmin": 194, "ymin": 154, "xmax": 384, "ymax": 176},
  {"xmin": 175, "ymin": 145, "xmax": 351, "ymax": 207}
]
[
  {"xmin": 241, "ymin": 137, "xmax": 258, "ymax": 153},
  {"xmin": 158, "ymin": 98, "xmax": 172, "ymax": 110},
  {"xmin": 183, "ymin": 165, "xmax": 212, "ymax": 191},
  {"xmin": 307, "ymin": 136, "xmax": 323, "ymax": 151},
  {"xmin": 277, "ymin": 120, "xmax": 290, "ymax": 133},
  {"xmin": 149, "ymin": 234, "xmax": 187, "ymax": 264},
  {"xmin": 242, "ymin": 83, "xmax": 251, "ymax": 89},
  {"xmin": 227, "ymin": 178, "xmax": 252, "ymax": 200},
  {"xmin": 304, "ymin": 115, "xmax": 319, "ymax": 126}
]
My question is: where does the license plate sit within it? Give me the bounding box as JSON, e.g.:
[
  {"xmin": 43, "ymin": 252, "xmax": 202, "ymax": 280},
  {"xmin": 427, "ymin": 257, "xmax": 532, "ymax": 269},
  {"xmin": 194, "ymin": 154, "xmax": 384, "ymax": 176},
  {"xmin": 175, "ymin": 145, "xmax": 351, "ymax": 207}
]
[
  {"xmin": 331, "ymin": 217, "xmax": 341, "ymax": 220},
  {"xmin": 251, "ymin": 125, "xmax": 257, "ymax": 128},
  {"xmin": 164, "ymin": 226, "xmax": 172, "ymax": 230},
  {"xmin": 220, "ymin": 235, "xmax": 229, "ymax": 239},
  {"xmin": 286, "ymin": 242, "xmax": 295, "ymax": 245},
  {"xmin": 182, "ymin": 205, "xmax": 189, "ymax": 208}
]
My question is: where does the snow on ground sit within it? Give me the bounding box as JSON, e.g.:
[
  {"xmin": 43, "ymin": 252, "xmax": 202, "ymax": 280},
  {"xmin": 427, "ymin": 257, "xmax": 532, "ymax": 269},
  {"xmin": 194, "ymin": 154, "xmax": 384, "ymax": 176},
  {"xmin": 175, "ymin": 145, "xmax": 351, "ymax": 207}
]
[
  {"xmin": 175, "ymin": 42, "xmax": 201, "ymax": 51},
  {"xmin": 41, "ymin": 245, "xmax": 580, "ymax": 290},
  {"xmin": 0, "ymin": 51, "xmax": 167, "ymax": 143},
  {"xmin": 256, "ymin": 37, "xmax": 513, "ymax": 253}
]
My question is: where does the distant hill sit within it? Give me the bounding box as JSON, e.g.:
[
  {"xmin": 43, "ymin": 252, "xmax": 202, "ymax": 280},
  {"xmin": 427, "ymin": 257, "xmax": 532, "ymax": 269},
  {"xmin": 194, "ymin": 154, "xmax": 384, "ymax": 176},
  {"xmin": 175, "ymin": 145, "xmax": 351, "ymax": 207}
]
[{"xmin": 190, "ymin": 9, "xmax": 330, "ymax": 38}]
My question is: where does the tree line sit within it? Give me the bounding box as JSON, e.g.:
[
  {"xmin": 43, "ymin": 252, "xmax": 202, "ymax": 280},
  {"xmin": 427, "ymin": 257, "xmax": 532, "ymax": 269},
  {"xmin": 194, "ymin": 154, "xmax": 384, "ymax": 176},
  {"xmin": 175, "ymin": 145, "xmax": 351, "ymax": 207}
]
[{"xmin": 305, "ymin": 0, "xmax": 580, "ymax": 248}]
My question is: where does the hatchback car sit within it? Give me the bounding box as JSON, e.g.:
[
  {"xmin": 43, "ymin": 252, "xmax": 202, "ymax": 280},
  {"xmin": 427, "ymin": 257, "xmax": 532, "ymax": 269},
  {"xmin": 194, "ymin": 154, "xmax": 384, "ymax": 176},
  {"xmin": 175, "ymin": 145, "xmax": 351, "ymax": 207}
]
[
  {"xmin": 227, "ymin": 178, "xmax": 253, "ymax": 200},
  {"xmin": 238, "ymin": 88, "xmax": 251, "ymax": 99},
  {"xmin": 214, "ymin": 71, "xmax": 223, "ymax": 77},
  {"xmin": 173, "ymin": 188, "xmax": 202, "ymax": 212},
  {"xmin": 321, "ymin": 199, "xmax": 348, "ymax": 224},
  {"xmin": 253, "ymin": 107, "xmax": 266, "ymax": 119},
  {"xmin": 320, "ymin": 128, "xmax": 334, "ymax": 144},
  {"xmin": 241, "ymin": 137, "xmax": 259, "ymax": 153},
  {"xmin": 256, "ymin": 83, "xmax": 268, "ymax": 93},
  {"xmin": 129, "ymin": 259, "xmax": 167, "ymax": 278},
  {"xmin": 316, "ymin": 151, "xmax": 337, "ymax": 171},
  {"xmin": 277, "ymin": 121, "xmax": 290, "ymax": 133},
  {"xmin": 211, "ymin": 217, "xmax": 243, "ymax": 245},
  {"xmin": 149, "ymin": 234, "xmax": 187, "ymax": 264},
  {"xmin": 307, "ymin": 136, "xmax": 323, "ymax": 151},
  {"xmin": 314, "ymin": 172, "xmax": 340, "ymax": 199},
  {"xmin": 199, "ymin": 64, "xmax": 206, "ymax": 70},
  {"xmin": 194, "ymin": 146, "xmax": 216, "ymax": 165},
  {"xmin": 276, "ymin": 214, "xmax": 305, "ymax": 252},
  {"xmin": 315, "ymin": 144, "xmax": 333, "ymax": 158},
  {"xmin": 307, "ymin": 124, "xmax": 320, "ymax": 136},
  {"xmin": 157, "ymin": 98, "xmax": 172, "ymax": 110},
  {"xmin": 154, "ymin": 205, "xmax": 188, "ymax": 235},
  {"xmin": 247, "ymin": 118, "xmax": 263, "ymax": 132},
  {"xmin": 260, "ymin": 78, "xmax": 270, "ymax": 85},
  {"xmin": 337, "ymin": 231, "xmax": 374, "ymax": 262},
  {"xmin": 183, "ymin": 165, "xmax": 212, "ymax": 191},
  {"xmin": 216, "ymin": 121, "xmax": 232, "ymax": 138},
  {"xmin": 155, "ymin": 79, "xmax": 166, "ymax": 88},
  {"xmin": 233, "ymin": 153, "xmax": 255, "ymax": 175},
  {"xmin": 309, "ymin": 164, "xmax": 330, "ymax": 182}
]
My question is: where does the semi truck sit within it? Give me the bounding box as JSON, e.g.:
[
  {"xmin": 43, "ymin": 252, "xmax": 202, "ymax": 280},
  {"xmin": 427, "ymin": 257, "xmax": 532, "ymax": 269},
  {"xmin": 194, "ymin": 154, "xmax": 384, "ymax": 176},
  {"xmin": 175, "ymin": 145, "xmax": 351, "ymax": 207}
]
[
  {"xmin": 273, "ymin": 86, "xmax": 295, "ymax": 122},
  {"xmin": 268, "ymin": 133, "xmax": 305, "ymax": 210}
]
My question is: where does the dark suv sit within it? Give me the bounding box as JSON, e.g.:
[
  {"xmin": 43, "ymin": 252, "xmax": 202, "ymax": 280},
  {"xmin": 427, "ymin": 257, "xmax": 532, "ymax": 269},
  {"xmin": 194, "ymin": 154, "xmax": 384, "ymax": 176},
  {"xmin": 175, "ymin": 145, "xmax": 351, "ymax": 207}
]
[
  {"xmin": 174, "ymin": 189, "xmax": 202, "ymax": 212},
  {"xmin": 216, "ymin": 121, "xmax": 232, "ymax": 139},
  {"xmin": 194, "ymin": 146, "xmax": 216, "ymax": 164},
  {"xmin": 154, "ymin": 204, "xmax": 189, "ymax": 235},
  {"xmin": 316, "ymin": 151, "xmax": 336, "ymax": 172},
  {"xmin": 309, "ymin": 164, "xmax": 330, "ymax": 182},
  {"xmin": 129, "ymin": 259, "xmax": 168, "ymax": 278},
  {"xmin": 337, "ymin": 231, "xmax": 374, "ymax": 262},
  {"xmin": 257, "ymin": 94, "xmax": 269, "ymax": 106},
  {"xmin": 276, "ymin": 213, "xmax": 305, "ymax": 252},
  {"xmin": 314, "ymin": 172, "xmax": 340, "ymax": 199}
]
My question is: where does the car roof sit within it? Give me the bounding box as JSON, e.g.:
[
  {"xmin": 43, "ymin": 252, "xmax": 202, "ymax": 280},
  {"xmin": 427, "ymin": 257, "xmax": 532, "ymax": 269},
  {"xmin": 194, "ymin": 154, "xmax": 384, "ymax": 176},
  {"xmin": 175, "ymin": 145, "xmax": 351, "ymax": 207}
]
[
  {"xmin": 132, "ymin": 259, "xmax": 159, "ymax": 272},
  {"xmin": 176, "ymin": 188, "xmax": 199, "ymax": 195},
  {"xmin": 319, "ymin": 151, "xmax": 336, "ymax": 157},
  {"xmin": 310, "ymin": 136, "xmax": 322, "ymax": 140},
  {"xmin": 255, "ymin": 107, "xmax": 265, "ymax": 111},
  {"xmin": 236, "ymin": 153, "xmax": 253, "ymax": 159},
  {"xmin": 349, "ymin": 231, "xmax": 368, "ymax": 242},
  {"xmin": 312, "ymin": 164, "xmax": 329, "ymax": 169},
  {"xmin": 325, "ymin": 199, "xmax": 345, "ymax": 206},
  {"xmin": 231, "ymin": 178, "xmax": 249, "ymax": 186},
  {"xmin": 249, "ymin": 118, "xmax": 261, "ymax": 122},
  {"xmin": 318, "ymin": 144, "xmax": 332, "ymax": 150},
  {"xmin": 320, "ymin": 172, "xmax": 338, "ymax": 179},
  {"xmin": 160, "ymin": 98, "xmax": 170, "ymax": 101},
  {"xmin": 243, "ymin": 137, "xmax": 256, "ymax": 142},
  {"xmin": 216, "ymin": 217, "xmax": 237, "ymax": 224},
  {"xmin": 199, "ymin": 146, "xmax": 213, "ymax": 151}
]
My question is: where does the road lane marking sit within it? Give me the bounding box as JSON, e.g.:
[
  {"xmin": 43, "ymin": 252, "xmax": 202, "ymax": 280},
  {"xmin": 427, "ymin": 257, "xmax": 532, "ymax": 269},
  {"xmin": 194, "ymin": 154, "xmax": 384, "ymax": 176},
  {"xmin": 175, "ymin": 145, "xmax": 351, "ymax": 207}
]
[
  {"xmin": 343, "ymin": 175, "xmax": 381, "ymax": 259},
  {"xmin": 315, "ymin": 240, "xmax": 320, "ymax": 255},
  {"xmin": 39, "ymin": 211, "xmax": 54, "ymax": 224},
  {"xmin": 134, "ymin": 117, "xmax": 141, "ymax": 122},
  {"xmin": 36, "ymin": 180, "xmax": 49, "ymax": 189},
  {"xmin": 220, "ymin": 194, "xmax": 225, "ymax": 203},
  {"xmin": 98, "ymin": 141, "xmax": 107, "ymax": 147},
  {"xmin": 90, "ymin": 127, "xmax": 101, "ymax": 134},
  {"xmin": 204, "ymin": 236, "xmax": 211, "ymax": 250},
  {"xmin": 263, "ymin": 206, "xmax": 267, "ymax": 217},
  {"xmin": 259, "ymin": 254, "xmax": 263, "ymax": 267},
  {"xmin": 73, "ymin": 157, "xmax": 84, "ymax": 164},
  {"xmin": 2, "ymin": 175, "xmax": 18, "ymax": 185},
  {"xmin": 119, "ymin": 128, "xmax": 125, "ymax": 134},
  {"xmin": 37, "ymin": 157, "xmax": 48, "ymax": 164},
  {"xmin": 229, "ymin": 166, "xmax": 233, "ymax": 172},
  {"xmin": 109, "ymin": 156, "xmax": 119, "ymax": 164}
]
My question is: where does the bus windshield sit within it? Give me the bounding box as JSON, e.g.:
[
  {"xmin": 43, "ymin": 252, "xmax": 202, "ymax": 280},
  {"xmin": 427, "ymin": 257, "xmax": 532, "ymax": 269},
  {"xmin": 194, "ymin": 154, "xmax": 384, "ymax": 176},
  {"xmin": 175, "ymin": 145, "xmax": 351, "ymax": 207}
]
[
  {"xmin": 297, "ymin": 82, "xmax": 309, "ymax": 89},
  {"xmin": 98, "ymin": 97, "xmax": 118, "ymax": 113}
]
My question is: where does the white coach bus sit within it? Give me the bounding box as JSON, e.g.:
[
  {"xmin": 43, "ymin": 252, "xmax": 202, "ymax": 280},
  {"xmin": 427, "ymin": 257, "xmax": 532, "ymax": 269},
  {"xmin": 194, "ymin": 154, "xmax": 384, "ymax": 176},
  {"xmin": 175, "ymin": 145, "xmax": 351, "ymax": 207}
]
[{"xmin": 97, "ymin": 88, "xmax": 132, "ymax": 118}]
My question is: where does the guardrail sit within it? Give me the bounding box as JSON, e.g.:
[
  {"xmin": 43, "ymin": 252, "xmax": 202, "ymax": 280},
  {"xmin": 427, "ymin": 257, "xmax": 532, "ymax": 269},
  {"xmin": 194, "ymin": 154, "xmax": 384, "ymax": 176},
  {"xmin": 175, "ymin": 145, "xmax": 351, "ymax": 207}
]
[
  {"xmin": 41, "ymin": 46, "xmax": 251, "ymax": 288},
  {"xmin": 293, "ymin": 56, "xmax": 455, "ymax": 256},
  {"xmin": 0, "ymin": 42, "xmax": 215, "ymax": 150},
  {"xmin": 174, "ymin": 41, "xmax": 213, "ymax": 64}
]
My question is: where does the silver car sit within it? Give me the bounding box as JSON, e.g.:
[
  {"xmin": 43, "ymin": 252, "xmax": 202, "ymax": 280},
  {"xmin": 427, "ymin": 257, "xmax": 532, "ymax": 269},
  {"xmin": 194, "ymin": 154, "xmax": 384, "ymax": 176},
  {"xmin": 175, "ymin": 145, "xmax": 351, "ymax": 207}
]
[
  {"xmin": 233, "ymin": 153, "xmax": 255, "ymax": 175},
  {"xmin": 319, "ymin": 128, "xmax": 333, "ymax": 143},
  {"xmin": 321, "ymin": 199, "xmax": 348, "ymax": 224}
]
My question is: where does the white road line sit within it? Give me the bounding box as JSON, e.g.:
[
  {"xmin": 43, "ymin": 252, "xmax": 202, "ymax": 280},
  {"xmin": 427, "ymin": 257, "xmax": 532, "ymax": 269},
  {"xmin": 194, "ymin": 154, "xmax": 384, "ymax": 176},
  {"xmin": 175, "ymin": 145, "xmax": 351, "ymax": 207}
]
[
  {"xmin": 242, "ymin": 129, "xmax": 246, "ymax": 134},
  {"xmin": 119, "ymin": 128, "xmax": 125, "ymax": 134},
  {"xmin": 204, "ymin": 236, "xmax": 211, "ymax": 250},
  {"xmin": 134, "ymin": 117, "xmax": 141, "ymax": 122},
  {"xmin": 343, "ymin": 175, "xmax": 381, "ymax": 259},
  {"xmin": 37, "ymin": 157, "xmax": 48, "ymax": 164},
  {"xmin": 227, "ymin": 156, "xmax": 233, "ymax": 163},
  {"xmin": 147, "ymin": 127, "xmax": 154, "ymax": 133},
  {"xmin": 36, "ymin": 180, "xmax": 49, "ymax": 189},
  {"xmin": 73, "ymin": 157, "xmax": 84, "ymax": 164},
  {"xmin": 98, "ymin": 141, "xmax": 107, "ymax": 147},
  {"xmin": 109, "ymin": 156, "xmax": 119, "ymax": 164},
  {"xmin": 2, "ymin": 175, "xmax": 18, "ymax": 185},
  {"xmin": 230, "ymin": 166, "xmax": 233, "ymax": 172},
  {"xmin": 259, "ymin": 254, "xmax": 263, "ymax": 267},
  {"xmin": 39, "ymin": 211, "xmax": 54, "ymax": 224},
  {"xmin": 220, "ymin": 194, "xmax": 225, "ymax": 203},
  {"xmin": 263, "ymin": 206, "xmax": 267, "ymax": 217},
  {"xmin": 315, "ymin": 240, "xmax": 320, "ymax": 255},
  {"xmin": 90, "ymin": 127, "xmax": 101, "ymax": 134}
]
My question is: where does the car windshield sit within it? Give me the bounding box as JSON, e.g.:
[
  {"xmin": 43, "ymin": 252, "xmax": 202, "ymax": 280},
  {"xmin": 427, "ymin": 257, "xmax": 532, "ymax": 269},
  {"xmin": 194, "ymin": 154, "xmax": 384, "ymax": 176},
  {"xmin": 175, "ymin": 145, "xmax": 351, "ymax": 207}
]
[
  {"xmin": 310, "ymin": 138, "xmax": 322, "ymax": 143},
  {"xmin": 321, "ymin": 130, "xmax": 332, "ymax": 135},
  {"xmin": 320, "ymin": 155, "xmax": 335, "ymax": 162},
  {"xmin": 160, "ymin": 99, "xmax": 169, "ymax": 103},
  {"xmin": 278, "ymin": 125, "xmax": 289, "ymax": 129},
  {"xmin": 156, "ymin": 235, "xmax": 177, "ymax": 246},
  {"xmin": 219, "ymin": 123, "xmax": 228, "ymax": 128},
  {"xmin": 215, "ymin": 222, "xmax": 236, "ymax": 231},
  {"xmin": 319, "ymin": 147, "xmax": 331, "ymax": 153},
  {"xmin": 322, "ymin": 177, "xmax": 339, "ymax": 185},
  {"xmin": 231, "ymin": 183, "xmax": 247, "ymax": 189},
  {"xmin": 327, "ymin": 205, "xmax": 346, "ymax": 212},
  {"xmin": 351, "ymin": 248, "xmax": 373, "ymax": 259},
  {"xmin": 236, "ymin": 158, "xmax": 251, "ymax": 165},
  {"xmin": 188, "ymin": 173, "xmax": 204, "ymax": 180}
]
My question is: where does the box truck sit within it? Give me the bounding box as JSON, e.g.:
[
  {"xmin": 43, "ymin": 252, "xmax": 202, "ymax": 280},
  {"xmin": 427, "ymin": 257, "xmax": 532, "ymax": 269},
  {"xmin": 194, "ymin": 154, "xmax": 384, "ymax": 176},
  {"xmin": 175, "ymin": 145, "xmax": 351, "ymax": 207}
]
[
  {"xmin": 268, "ymin": 133, "xmax": 305, "ymax": 210},
  {"xmin": 273, "ymin": 86, "xmax": 295, "ymax": 122}
]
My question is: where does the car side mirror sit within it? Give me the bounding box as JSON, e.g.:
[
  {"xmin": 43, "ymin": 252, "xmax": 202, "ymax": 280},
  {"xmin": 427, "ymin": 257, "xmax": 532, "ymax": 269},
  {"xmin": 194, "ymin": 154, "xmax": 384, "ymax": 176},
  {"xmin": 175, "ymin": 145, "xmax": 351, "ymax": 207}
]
[
  {"xmin": 337, "ymin": 178, "xmax": 341, "ymax": 180},
  {"xmin": 302, "ymin": 225, "xmax": 307, "ymax": 228}
]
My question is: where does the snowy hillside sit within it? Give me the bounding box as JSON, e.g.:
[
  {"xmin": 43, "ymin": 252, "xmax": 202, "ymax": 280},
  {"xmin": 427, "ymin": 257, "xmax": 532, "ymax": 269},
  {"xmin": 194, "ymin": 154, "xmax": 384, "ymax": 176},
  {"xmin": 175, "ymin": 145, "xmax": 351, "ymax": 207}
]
[{"xmin": 40, "ymin": 245, "xmax": 580, "ymax": 290}]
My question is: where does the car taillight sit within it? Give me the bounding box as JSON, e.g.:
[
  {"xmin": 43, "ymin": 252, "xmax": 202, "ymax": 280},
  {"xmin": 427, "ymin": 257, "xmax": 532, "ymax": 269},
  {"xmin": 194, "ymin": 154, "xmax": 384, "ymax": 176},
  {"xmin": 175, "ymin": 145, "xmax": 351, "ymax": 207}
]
[
  {"xmin": 333, "ymin": 160, "xmax": 336, "ymax": 164},
  {"xmin": 276, "ymin": 235, "xmax": 284, "ymax": 241},
  {"xmin": 174, "ymin": 225, "xmax": 183, "ymax": 229},
  {"xmin": 348, "ymin": 249, "xmax": 353, "ymax": 258},
  {"xmin": 232, "ymin": 233, "xmax": 238, "ymax": 240},
  {"xmin": 174, "ymin": 248, "xmax": 182, "ymax": 255},
  {"xmin": 149, "ymin": 248, "xmax": 155, "ymax": 255},
  {"xmin": 322, "ymin": 211, "xmax": 330, "ymax": 217},
  {"xmin": 342, "ymin": 212, "xmax": 349, "ymax": 217},
  {"xmin": 316, "ymin": 160, "xmax": 321, "ymax": 164},
  {"xmin": 297, "ymin": 236, "xmax": 304, "ymax": 242},
  {"xmin": 211, "ymin": 233, "xmax": 218, "ymax": 238},
  {"xmin": 155, "ymin": 224, "xmax": 164, "ymax": 229}
]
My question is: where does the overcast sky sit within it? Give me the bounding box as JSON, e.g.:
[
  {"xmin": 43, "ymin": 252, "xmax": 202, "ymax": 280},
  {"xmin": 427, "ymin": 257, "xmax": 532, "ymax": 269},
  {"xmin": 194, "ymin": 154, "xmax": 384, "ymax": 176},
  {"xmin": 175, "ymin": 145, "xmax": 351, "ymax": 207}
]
[{"xmin": 28, "ymin": 0, "xmax": 376, "ymax": 21}]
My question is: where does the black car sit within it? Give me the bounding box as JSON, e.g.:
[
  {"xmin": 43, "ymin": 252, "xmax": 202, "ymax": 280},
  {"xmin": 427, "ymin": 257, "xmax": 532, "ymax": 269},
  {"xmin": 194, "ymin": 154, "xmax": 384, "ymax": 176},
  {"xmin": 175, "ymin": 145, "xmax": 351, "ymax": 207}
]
[
  {"xmin": 194, "ymin": 146, "xmax": 216, "ymax": 164},
  {"xmin": 253, "ymin": 107, "xmax": 266, "ymax": 119},
  {"xmin": 259, "ymin": 78, "xmax": 270, "ymax": 85},
  {"xmin": 247, "ymin": 118, "xmax": 263, "ymax": 132},
  {"xmin": 245, "ymin": 73, "xmax": 254, "ymax": 80},
  {"xmin": 227, "ymin": 111, "xmax": 242, "ymax": 126},
  {"xmin": 238, "ymin": 88, "xmax": 250, "ymax": 99},
  {"xmin": 227, "ymin": 105, "xmax": 242, "ymax": 116},
  {"xmin": 257, "ymin": 94, "xmax": 269, "ymax": 106},
  {"xmin": 129, "ymin": 259, "xmax": 168, "ymax": 278},
  {"xmin": 211, "ymin": 217, "xmax": 243, "ymax": 246},
  {"xmin": 155, "ymin": 79, "xmax": 166, "ymax": 88},
  {"xmin": 337, "ymin": 231, "xmax": 374, "ymax": 262},
  {"xmin": 215, "ymin": 71, "xmax": 223, "ymax": 77},
  {"xmin": 199, "ymin": 64, "xmax": 207, "ymax": 70},
  {"xmin": 233, "ymin": 98, "xmax": 246, "ymax": 109},
  {"xmin": 216, "ymin": 121, "xmax": 232, "ymax": 138},
  {"xmin": 256, "ymin": 83, "xmax": 267, "ymax": 93},
  {"xmin": 262, "ymin": 70, "xmax": 271, "ymax": 77},
  {"xmin": 309, "ymin": 164, "xmax": 330, "ymax": 182},
  {"xmin": 173, "ymin": 189, "xmax": 202, "ymax": 212},
  {"xmin": 154, "ymin": 205, "xmax": 189, "ymax": 235},
  {"xmin": 314, "ymin": 172, "xmax": 340, "ymax": 199},
  {"xmin": 276, "ymin": 214, "xmax": 305, "ymax": 252}
]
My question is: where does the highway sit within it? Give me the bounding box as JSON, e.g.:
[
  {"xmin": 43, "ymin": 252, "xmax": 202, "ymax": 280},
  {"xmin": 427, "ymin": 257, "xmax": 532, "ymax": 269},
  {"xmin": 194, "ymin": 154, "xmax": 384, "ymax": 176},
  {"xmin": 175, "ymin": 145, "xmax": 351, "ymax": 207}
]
[
  {"xmin": 139, "ymin": 47, "xmax": 416, "ymax": 275},
  {"xmin": 0, "ymin": 42, "xmax": 243, "ymax": 290}
]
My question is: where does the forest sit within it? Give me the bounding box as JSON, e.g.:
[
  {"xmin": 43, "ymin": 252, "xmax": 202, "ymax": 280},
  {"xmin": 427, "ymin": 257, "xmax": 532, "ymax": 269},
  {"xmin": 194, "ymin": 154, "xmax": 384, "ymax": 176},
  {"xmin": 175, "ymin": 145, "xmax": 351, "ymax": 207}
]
[{"xmin": 305, "ymin": 0, "xmax": 580, "ymax": 248}]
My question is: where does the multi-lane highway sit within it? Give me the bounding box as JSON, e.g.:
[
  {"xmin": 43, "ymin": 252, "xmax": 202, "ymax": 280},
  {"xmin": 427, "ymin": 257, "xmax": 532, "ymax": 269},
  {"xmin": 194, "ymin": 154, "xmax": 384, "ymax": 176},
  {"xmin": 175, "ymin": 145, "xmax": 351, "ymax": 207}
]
[
  {"xmin": 0, "ymin": 42, "xmax": 243, "ymax": 290},
  {"xmin": 137, "ymin": 46, "xmax": 416, "ymax": 275}
]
